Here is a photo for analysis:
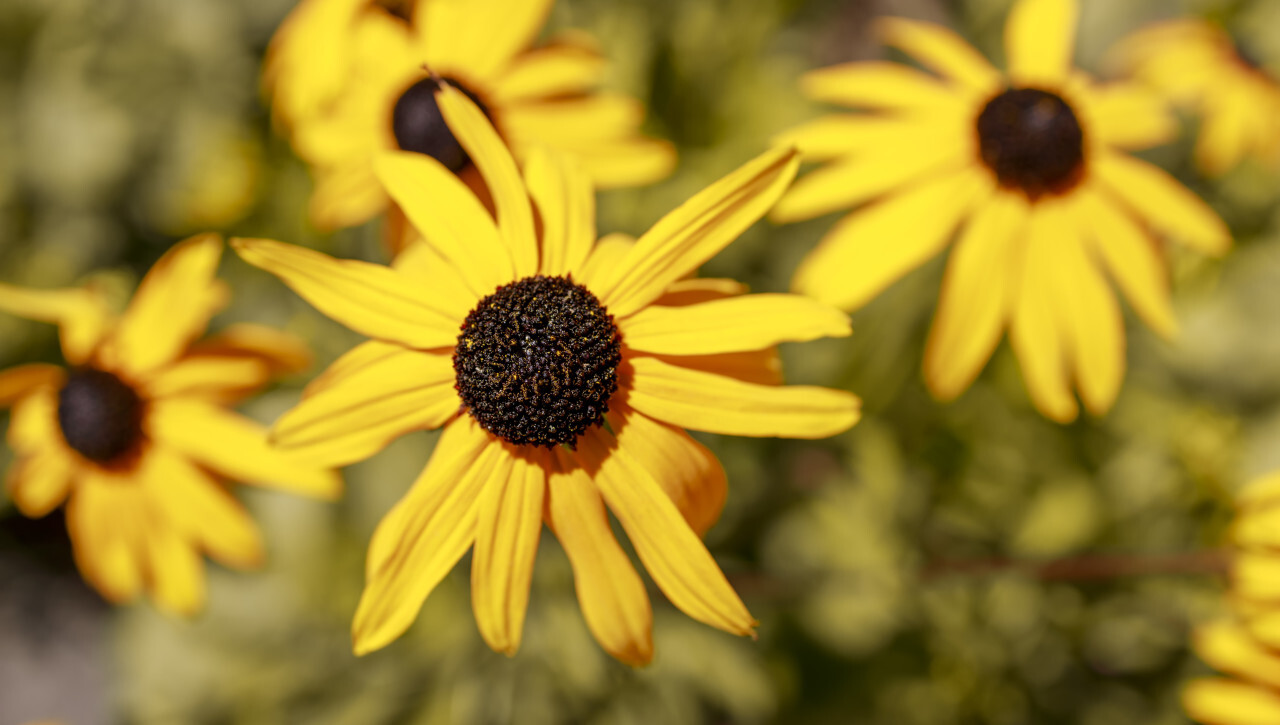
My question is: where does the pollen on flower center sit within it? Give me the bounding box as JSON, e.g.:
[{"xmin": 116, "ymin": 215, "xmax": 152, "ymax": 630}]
[
  {"xmin": 391, "ymin": 77, "xmax": 488, "ymax": 172},
  {"xmin": 57, "ymin": 368, "xmax": 146, "ymax": 464},
  {"xmin": 976, "ymin": 87, "xmax": 1085, "ymax": 199},
  {"xmin": 453, "ymin": 275, "xmax": 622, "ymax": 449}
]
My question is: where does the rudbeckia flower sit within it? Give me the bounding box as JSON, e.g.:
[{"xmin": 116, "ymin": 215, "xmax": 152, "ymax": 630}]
[
  {"xmin": 1183, "ymin": 470, "xmax": 1280, "ymax": 724},
  {"xmin": 265, "ymin": 0, "xmax": 676, "ymax": 231},
  {"xmin": 772, "ymin": 0, "xmax": 1231, "ymax": 422},
  {"xmin": 1113, "ymin": 19, "xmax": 1280, "ymax": 176},
  {"xmin": 0, "ymin": 235, "xmax": 341, "ymax": 615},
  {"xmin": 233, "ymin": 82, "xmax": 860, "ymax": 664}
]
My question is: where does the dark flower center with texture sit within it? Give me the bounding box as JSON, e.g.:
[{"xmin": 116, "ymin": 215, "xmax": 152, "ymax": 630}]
[
  {"xmin": 453, "ymin": 275, "xmax": 622, "ymax": 448},
  {"xmin": 976, "ymin": 87, "xmax": 1085, "ymax": 199},
  {"xmin": 392, "ymin": 77, "xmax": 487, "ymax": 172},
  {"xmin": 57, "ymin": 368, "xmax": 145, "ymax": 464}
]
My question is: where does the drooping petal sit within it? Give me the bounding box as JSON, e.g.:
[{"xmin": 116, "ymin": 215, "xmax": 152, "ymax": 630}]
[
  {"xmin": 0, "ymin": 283, "xmax": 114, "ymax": 365},
  {"xmin": 1183, "ymin": 678, "xmax": 1280, "ymax": 725},
  {"xmin": 1005, "ymin": 0, "xmax": 1079, "ymax": 86},
  {"xmin": 800, "ymin": 61, "xmax": 967, "ymax": 111},
  {"xmin": 144, "ymin": 521, "xmax": 206, "ymax": 617},
  {"xmin": 878, "ymin": 17, "xmax": 1002, "ymax": 94},
  {"xmin": 6, "ymin": 448, "xmax": 75, "ymax": 517},
  {"xmin": 620, "ymin": 294, "xmax": 850, "ymax": 356},
  {"xmin": 0, "ymin": 364, "xmax": 64, "ymax": 407},
  {"xmin": 1092, "ymin": 150, "xmax": 1231, "ymax": 256},
  {"xmin": 526, "ymin": 148, "xmax": 596, "ymax": 278},
  {"xmin": 231, "ymin": 237, "xmax": 461, "ymax": 348},
  {"xmin": 67, "ymin": 475, "xmax": 145, "ymax": 603},
  {"xmin": 489, "ymin": 39, "xmax": 606, "ymax": 104},
  {"xmin": 627, "ymin": 355, "xmax": 860, "ymax": 439},
  {"xmin": 1053, "ymin": 218, "xmax": 1125, "ymax": 416}
]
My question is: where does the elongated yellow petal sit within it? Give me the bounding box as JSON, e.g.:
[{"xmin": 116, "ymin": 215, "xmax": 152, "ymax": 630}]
[
  {"xmin": 6, "ymin": 388, "xmax": 59, "ymax": 455},
  {"xmin": 1010, "ymin": 204, "xmax": 1078, "ymax": 422},
  {"xmin": 144, "ymin": 521, "xmax": 206, "ymax": 617},
  {"xmin": 263, "ymin": 0, "xmax": 366, "ymax": 123},
  {"xmin": 554, "ymin": 136, "xmax": 677, "ymax": 190},
  {"xmin": 1092, "ymin": 151, "xmax": 1231, "ymax": 256},
  {"xmin": 6, "ymin": 448, "xmax": 74, "ymax": 517},
  {"xmin": 579, "ymin": 233, "xmax": 634, "ymax": 291},
  {"xmin": 149, "ymin": 399, "xmax": 341, "ymax": 499},
  {"xmin": 801, "ymin": 61, "xmax": 965, "ymax": 110},
  {"xmin": 792, "ymin": 169, "xmax": 986, "ymax": 312},
  {"xmin": 1054, "ymin": 222, "xmax": 1125, "ymax": 416},
  {"xmin": 1079, "ymin": 83, "xmax": 1177, "ymax": 151},
  {"xmin": 143, "ymin": 356, "xmax": 270, "ymax": 402},
  {"xmin": 598, "ymin": 147, "xmax": 799, "ymax": 318},
  {"xmin": 490, "ymin": 40, "xmax": 606, "ymax": 103},
  {"xmin": 579, "ymin": 427, "xmax": 754, "ymax": 636},
  {"xmin": 627, "ymin": 355, "xmax": 860, "ymax": 439},
  {"xmin": 1195, "ymin": 620, "xmax": 1280, "ymax": 688},
  {"xmin": 1005, "ymin": 0, "xmax": 1078, "ymax": 85},
  {"xmin": 472, "ymin": 447, "xmax": 546, "ymax": 655},
  {"xmin": 771, "ymin": 114, "xmax": 899, "ymax": 161},
  {"xmin": 647, "ymin": 350, "xmax": 783, "ymax": 386},
  {"xmin": 526, "ymin": 149, "xmax": 596, "ymax": 278},
  {"xmin": 879, "ymin": 17, "xmax": 1001, "ymax": 94},
  {"xmin": 417, "ymin": 0, "xmax": 552, "ymax": 80},
  {"xmin": 187, "ymin": 323, "xmax": 312, "ymax": 376},
  {"xmin": 231, "ymin": 238, "xmax": 461, "ymax": 348},
  {"xmin": 503, "ymin": 94, "xmax": 644, "ymax": 144},
  {"xmin": 391, "ymin": 239, "xmax": 480, "ymax": 322},
  {"xmin": 374, "ymin": 151, "xmax": 513, "ymax": 298},
  {"xmin": 273, "ymin": 348, "xmax": 460, "ymax": 468},
  {"xmin": 925, "ymin": 192, "xmax": 1029, "ymax": 400},
  {"xmin": 545, "ymin": 447, "xmax": 653, "ymax": 666},
  {"xmin": 652, "ymin": 278, "xmax": 748, "ymax": 307},
  {"xmin": 1183, "ymin": 678, "xmax": 1280, "ymax": 725},
  {"xmin": 67, "ymin": 475, "xmax": 145, "ymax": 603},
  {"xmin": 621, "ymin": 293, "xmax": 849, "ymax": 356},
  {"xmin": 1235, "ymin": 552, "xmax": 1280, "ymax": 600},
  {"xmin": 308, "ymin": 160, "xmax": 389, "ymax": 231},
  {"xmin": 354, "ymin": 416, "xmax": 500, "ymax": 655},
  {"xmin": 144, "ymin": 447, "xmax": 264, "ymax": 570},
  {"xmin": 0, "ymin": 284, "xmax": 114, "ymax": 365},
  {"xmin": 437, "ymin": 84, "xmax": 539, "ymax": 278},
  {"xmin": 301, "ymin": 340, "xmax": 404, "ymax": 399},
  {"xmin": 0, "ymin": 364, "xmax": 63, "ymax": 407},
  {"xmin": 1196, "ymin": 88, "xmax": 1253, "ymax": 176}
]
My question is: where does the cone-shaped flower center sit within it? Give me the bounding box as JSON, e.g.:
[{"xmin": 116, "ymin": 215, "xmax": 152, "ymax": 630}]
[
  {"xmin": 392, "ymin": 77, "xmax": 487, "ymax": 172},
  {"xmin": 57, "ymin": 368, "xmax": 145, "ymax": 464},
  {"xmin": 453, "ymin": 275, "xmax": 622, "ymax": 448},
  {"xmin": 976, "ymin": 87, "xmax": 1085, "ymax": 199}
]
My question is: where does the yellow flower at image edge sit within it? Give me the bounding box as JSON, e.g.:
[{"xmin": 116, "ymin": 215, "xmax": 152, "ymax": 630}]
[
  {"xmin": 0, "ymin": 235, "xmax": 340, "ymax": 615},
  {"xmin": 1184, "ymin": 471, "xmax": 1280, "ymax": 725},
  {"xmin": 774, "ymin": 0, "xmax": 1232, "ymax": 422},
  {"xmin": 233, "ymin": 83, "xmax": 860, "ymax": 665},
  {"xmin": 265, "ymin": 0, "xmax": 676, "ymax": 231}
]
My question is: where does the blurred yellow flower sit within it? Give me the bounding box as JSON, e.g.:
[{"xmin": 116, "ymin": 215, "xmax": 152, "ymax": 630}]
[
  {"xmin": 773, "ymin": 0, "xmax": 1231, "ymax": 422},
  {"xmin": 264, "ymin": 0, "xmax": 676, "ymax": 231},
  {"xmin": 234, "ymin": 83, "xmax": 859, "ymax": 664},
  {"xmin": 1184, "ymin": 470, "xmax": 1280, "ymax": 724},
  {"xmin": 0, "ymin": 235, "xmax": 341, "ymax": 616},
  {"xmin": 1113, "ymin": 19, "xmax": 1280, "ymax": 176}
]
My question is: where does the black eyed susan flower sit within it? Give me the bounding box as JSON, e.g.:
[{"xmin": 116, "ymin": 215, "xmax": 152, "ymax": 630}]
[
  {"xmin": 265, "ymin": 0, "xmax": 676, "ymax": 231},
  {"xmin": 233, "ymin": 82, "xmax": 860, "ymax": 664},
  {"xmin": 1113, "ymin": 19, "xmax": 1280, "ymax": 177},
  {"xmin": 772, "ymin": 0, "xmax": 1232, "ymax": 423},
  {"xmin": 0, "ymin": 235, "xmax": 341, "ymax": 615}
]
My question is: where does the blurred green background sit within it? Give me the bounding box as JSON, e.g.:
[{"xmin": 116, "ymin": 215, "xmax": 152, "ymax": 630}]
[{"xmin": 3, "ymin": 0, "xmax": 1280, "ymax": 723}]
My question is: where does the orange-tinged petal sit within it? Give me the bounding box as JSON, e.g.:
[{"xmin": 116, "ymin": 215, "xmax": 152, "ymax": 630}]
[
  {"xmin": 143, "ymin": 446, "xmax": 264, "ymax": 570},
  {"xmin": 648, "ymin": 350, "xmax": 783, "ymax": 387},
  {"xmin": 0, "ymin": 283, "xmax": 114, "ymax": 365},
  {"xmin": 1092, "ymin": 151, "xmax": 1231, "ymax": 256},
  {"xmin": 144, "ymin": 522, "xmax": 206, "ymax": 617},
  {"xmin": 627, "ymin": 355, "xmax": 860, "ymax": 439},
  {"xmin": 0, "ymin": 364, "xmax": 63, "ymax": 407},
  {"xmin": 801, "ymin": 61, "xmax": 966, "ymax": 110},
  {"xmin": 620, "ymin": 293, "xmax": 850, "ymax": 356},
  {"xmin": 6, "ymin": 448, "xmax": 74, "ymax": 517},
  {"xmin": 67, "ymin": 475, "xmax": 145, "ymax": 603},
  {"xmin": 1183, "ymin": 678, "xmax": 1280, "ymax": 725},
  {"xmin": 1010, "ymin": 203, "xmax": 1078, "ymax": 422},
  {"xmin": 879, "ymin": 17, "xmax": 1001, "ymax": 94},
  {"xmin": 527, "ymin": 148, "xmax": 595, "ymax": 278},
  {"xmin": 1005, "ymin": 0, "xmax": 1078, "ymax": 86}
]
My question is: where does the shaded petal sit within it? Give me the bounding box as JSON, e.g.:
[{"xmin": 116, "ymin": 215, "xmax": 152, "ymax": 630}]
[
  {"xmin": 0, "ymin": 364, "xmax": 64, "ymax": 407},
  {"xmin": 879, "ymin": 17, "xmax": 1001, "ymax": 94},
  {"xmin": 1092, "ymin": 150, "xmax": 1231, "ymax": 256},
  {"xmin": 621, "ymin": 294, "xmax": 849, "ymax": 356},
  {"xmin": 391, "ymin": 239, "xmax": 480, "ymax": 322},
  {"xmin": 1009, "ymin": 204, "xmax": 1078, "ymax": 422},
  {"xmin": 1197, "ymin": 89, "xmax": 1253, "ymax": 176},
  {"xmin": 67, "ymin": 475, "xmax": 145, "ymax": 603},
  {"xmin": 526, "ymin": 148, "xmax": 595, "ymax": 278},
  {"xmin": 144, "ymin": 521, "xmax": 206, "ymax": 617},
  {"xmin": 308, "ymin": 161, "xmax": 389, "ymax": 231},
  {"xmin": 231, "ymin": 238, "xmax": 461, "ymax": 348},
  {"xmin": 648, "ymin": 350, "xmax": 782, "ymax": 387},
  {"xmin": 0, "ymin": 283, "xmax": 114, "ymax": 365},
  {"xmin": 801, "ymin": 61, "xmax": 967, "ymax": 110},
  {"xmin": 1053, "ymin": 213, "xmax": 1125, "ymax": 416},
  {"xmin": 6, "ymin": 448, "xmax": 75, "ymax": 517},
  {"xmin": 627, "ymin": 355, "xmax": 860, "ymax": 439},
  {"xmin": 652, "ymin": 278, "xmax": 748, "ymax": 307},
  {"xmin": 144, "ymin": 447, "xmax": 264, "ymax": 570},
  {"xmin": 1183, "ymin": 678, "xmax": 1280, "ymax": 725},
  {"xmin": 1005, "ymin": 0, "xmax": 1078, "ymax": 86},
  {"xmin": 490, "ymin": 39, "xmax": 606, "ymax": 104}
]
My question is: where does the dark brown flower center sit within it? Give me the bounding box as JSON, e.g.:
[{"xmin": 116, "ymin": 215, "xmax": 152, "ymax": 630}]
[
  {"xmin": 57, "ymin": 368, "xmax": 145, "ymax": 464},
  {"xmin": 453, "ymin": 275, "xmax": 622, "ymax": 448},
  {"xmin": 391, "ymin": 77, "xmax": 488, "ymax": 172},
  {"xmin": 976, "ymin": 87, "xmax": 1085, "ymax": 199}
]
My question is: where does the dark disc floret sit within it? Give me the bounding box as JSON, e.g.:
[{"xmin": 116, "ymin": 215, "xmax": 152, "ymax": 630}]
[
  {"xmin": 391, "ymin": 76, "xmax": 488, "ymax": 172},
  {"xmin": 976, "ymin": 87, "xmax": 1086, "ymax": 199},
  {"xmin": 453, "ymin": 275, "xmax": 622, "ymax": 448},
  {"xmin": 57, "ymin": 368, "xmax": 146, "ymax": 464}
]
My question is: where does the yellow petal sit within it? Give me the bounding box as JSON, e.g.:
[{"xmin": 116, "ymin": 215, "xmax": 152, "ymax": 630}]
[
  {"xmin": 545, "ymin": 447, "xmax": 653, "ymax": 666},
  {"xmin": 301, "ymin": 340, "xmax": 404, "ymax": 399},
  {"xmin": 0, "ymin": 283, "xmax": 114, "ymax": 365},
  {"xmin": 187, "ymin": 323, "xmax": 313, "ymax": 376},
  {"xmin": 878, "ymin": 17, "xmax": 1001, "ymax": 94},
  {"xmin": 652, "ymin": 278, "xmax": 749, "ymax": 307},
  {"xmin": 272, "ymin": 348, "xmax": 460, "ymax": 468},
  {"xmin": 620, "ymin": 293, "xmax": 850, "ymax": 356},
  {"xmin": 67, "ymin": 475, "xmax": 145, "ymax": 603},
  {"xmin": 144, "ymin": 522, "xmax": 206, "ymax": 617},
  {"xmin": 0, "ymin": 364, "xmax": 64, "ymax": 407},
  {"xmin": 579, "ymin": 427, "xmax": 754, "ymax": 636},
  {"xmin": 353, "ymin": 416, "xmax": 500, "ymax": 655},
  {"xmin": 1183, "ymin": 678, "xmax": 1280, "ymax": 725},
  {"xmin": 263, "ymin": 0, "xmax": 367, "ymax": 123},
  {"xmin": 1080, "ymin": 82, "xmax": 1178, "ymax": 151},
  {"xmin": 490, "ymin": 39, "xmax": 606, "ymax": 104},
  {"xmin": 437, "ymin": 84, "xmax": 539, "ymax": 278},
  {"xmin": 1005, "ymin": 0, "xmax": 1078, "ymax": 86},
  {"xmin": 471, "ymin": 447, "xmax": 546, "ymax": 655},
  {"xmin": 526, "ymin": 148, "xmax": 595, "ymax": 278},
  {"xmin": 231, "ymin": 238, "xmax": 461, "ymax": 348},
  {"xmin": 1197, "ymin": 88, "xmax": 1253, "ymax": 176},
  {"xmin": 106, "ymin": 233, "xmax": 226, "ymax": 376},
  {"xmin": 416, "ymin": 0, "xmax": 552, "ymax": 80},
  {"xmin": 6, "ymin": 387, "xmax": 59, "ymax": 455},
  {"xmin": 801, "ymin": 61, "xmax": 966, "ymax": 110},
  {"xmin": 1235, "ymin": 552, "xmax": 1280, "ymax": 600},
  {"xmin": 373, "ymin": 151, "xmax": 513, "ymax": 298},
  {"xmin": 148, "ymin": 399, "xmax": 341, "ymax": 499},
  {"xmin": 559, "ymin": 136, "xmax": 677, "ymax": 190},
  {"xmin": 1092, "ymin": 151, "xmax": 1231, "ymax": 256},
  {"xmin": 503, "ymin": 94, "xmax": 644, "ymax": 145},
  {"xmin": 391, "ymin": 239, "xmax": 479, "ymax": 322},
  {"xmin": 925, "ymin": 192, "xmax": 1029, "ymax": 400},
  {"xmin": 308, "ymin": 161, "xmax": 389, "ymax": 231},
  {"xmin": 1233, "ymin": 503, "xmax": 1280, "ymax": 550},
  {"xmin": 648, "ymin": 350, "xmax": 783, "ymax": 387},
  {"xmin": 1054, "ymin": 218, "xmax": 1125, "ymax": 416},
  {"xmin": 6, "ymin": 449, "xmax": 74, "ymax": 517},
  {"xmin": 142, "ymin": 356, "xmax": 271, "ymax": 402},
  {"xmin": 597, "ymin": 147, "xmax": 799, "ymax": 318},
  {"xmin": 579, "ymin": 232, "xmax": 634, "ymax": 291},
  {"xmin": 627, "ymin": 355, "xmax": 860, "ymax": 439},
  {"xmin": 792, "ymin": 168, "xmax": 986, "ymax": 312},
  {"xmin": 143, "ymin": 446, "xmax": 264, "ymax": 570},
  {"xmin": 1195, "ymin": 620, "xmax": 1280, "ymax": 688},
  {"xmin": 771, "ymin": 114, "xmax": 900, "ymax": 161}
]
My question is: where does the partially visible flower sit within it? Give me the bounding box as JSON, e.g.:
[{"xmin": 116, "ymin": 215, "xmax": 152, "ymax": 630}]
[
  {"xmin": 264, "ymin": 0, "xmax": 676, "ymax": 231},
  {"xmin": 234, "ymin": 82, "xmax": 859, "ymax": 664},
  {"xmin": 1184, "ymin": 470, "xmax": 1280, "ymax": 724},
  {"xmin": 0, "ymin": 234, "xmax": 341, "ymax": 615},
  {"xmin": 772, "ymin": 0, "xmax": 1231, "ymax": 422},
  {"xmin": 1112, "ymin": 19, "xmax": 1280, "ymax": 176}
]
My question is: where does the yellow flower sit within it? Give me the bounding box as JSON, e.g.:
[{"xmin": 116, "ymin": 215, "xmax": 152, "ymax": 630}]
[
  {"xmin": 1184, "ymin": 471, "xmax": 1280, "ymax": 724},
  {"xmin": 233, "ymin": 83, "xmax": 860, "ymax": 664},
  {"xmin": 1113, "ymin": 19, "xmax": 1280, "ymax": 176},
  {"xmin": 265, "ymin": 0, "xmax": 677, "ymax": 231},
  {"xmin": 772, "ymin": 0, "xmax": 1232, "ymax": 423},
  {"xmin": 0, "ymin": 235, "xmax": 341, "ymax": 616}
]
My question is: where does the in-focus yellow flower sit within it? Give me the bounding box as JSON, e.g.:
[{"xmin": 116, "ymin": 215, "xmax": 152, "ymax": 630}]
[
  {"xmin": 1184, "ymin": 470, "xmax": 1280, "ymax": 725},
  {"xmin": 773, "ymin": 0, "xmax": 1232, "ymax": 423},
  {"xmin": 233, "ymin": 83, "xmax": 860, "ymax": 664},
  {"xmin": 265, "ymin": 0, "xmax": 676, "ymax": 231},
  {"xmin": 0, "ymin": 235, "xmax": 341, "ymax": 615},
  {"xmin": 1113, "ymin": 19, "xmax": 1280, "ymax": 176}
]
